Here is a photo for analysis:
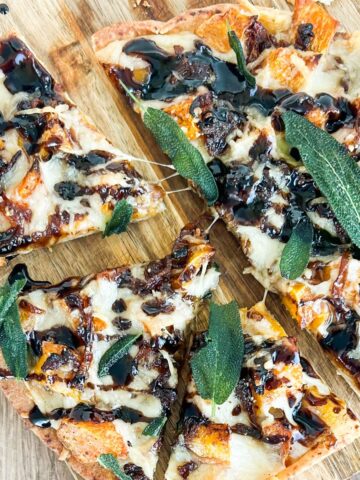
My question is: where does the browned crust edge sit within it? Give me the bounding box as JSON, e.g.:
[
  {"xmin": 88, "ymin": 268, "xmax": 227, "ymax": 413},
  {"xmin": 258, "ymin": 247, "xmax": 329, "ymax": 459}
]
[
  {"xmin": 91, "ymin": 1, "xmax": 291, "ymax": 51},
  {"xmin": 274, "ymin": 430, "xmax": 360, "ymax": 480},
  {"xmin": 2, "ymin": 368, "xmax": 360, "ymax": 480},
  {"xmin": 0, "ymin": 379, "xmax": 115, "ymax": 480}
]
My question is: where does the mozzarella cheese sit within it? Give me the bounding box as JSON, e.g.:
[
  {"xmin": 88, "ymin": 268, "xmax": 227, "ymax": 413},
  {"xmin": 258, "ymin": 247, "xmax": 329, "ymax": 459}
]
[{"xmin": 166, "ymin": 304, "xmax": 360, "ymax": 479}]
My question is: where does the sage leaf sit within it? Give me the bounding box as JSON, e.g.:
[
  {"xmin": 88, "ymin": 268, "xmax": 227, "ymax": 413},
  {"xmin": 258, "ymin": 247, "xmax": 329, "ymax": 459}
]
[
  {"xmin": 283, "ymin": 111, "xmax": 360, "ymax": 248},
  {"xmin": 142, "ymin": 416, "xmax": 166, "ymax": 436},
  {"xmin": 103, "ymin": 199, "xmax": 133, "ymax": 237},
  {"xmin": 98, "ymin": 454, "xmax": 131, "ymax": 480},
  {"xmin": 280, "ymin": 216, "xmax": 313, "ymax": 280},
  {"xmin": 143, "ymin": 107, "xmax": 218, "ymax": 205},
  {"xmin": 191, "ymin": 301, "xmax": 244, "ymax": 409},
  {"xmin": 118, "ymin": 79, "xmax": 218, "ymax": 206},
  {"xmin": 0, "ymin": 278, "xmax": 26, "ymax": 328},
  {"xmin": 0, "ymin": 297, "xmax": 28, "ymax": 379},
  {"xmin": 228, "ymin": 30, "xmax": 256, "ymax": 87},
  {"xmin": 98, "ymin": 334, "xmax": 140, "ymax": 377}
]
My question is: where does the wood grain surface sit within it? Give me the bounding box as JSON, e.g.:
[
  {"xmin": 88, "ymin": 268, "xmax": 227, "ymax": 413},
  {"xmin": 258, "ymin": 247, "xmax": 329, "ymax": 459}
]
[{"xmin": 0, "ymin": 0, "xmax": 360, "ymax": 479}]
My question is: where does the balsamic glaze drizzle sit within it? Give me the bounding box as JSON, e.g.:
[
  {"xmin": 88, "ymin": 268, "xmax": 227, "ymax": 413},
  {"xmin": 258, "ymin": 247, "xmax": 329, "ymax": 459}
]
[
  {"xmin": 8, "ymin": 263, "xmax": 51, "ymax": 291},
  {"xmin": 120, "ymin": 38, "xmax": 357, "ymax": 134},
  {"xmin": 0, "ymin": 37, "xmax": 57, "ymax": 100},
  {"xmin": 29, "ymin": 403, "xmax": 153, "ymax": 429}
]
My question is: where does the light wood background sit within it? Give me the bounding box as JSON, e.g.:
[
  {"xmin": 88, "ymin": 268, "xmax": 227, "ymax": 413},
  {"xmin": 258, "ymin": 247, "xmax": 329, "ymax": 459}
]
[{"xmin": 0, "ymin": 0, "xmax": 360, "ymax": 479}]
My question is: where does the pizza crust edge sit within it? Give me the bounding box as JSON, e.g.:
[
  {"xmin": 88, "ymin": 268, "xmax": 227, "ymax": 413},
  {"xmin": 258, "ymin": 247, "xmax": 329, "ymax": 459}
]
[{"xmin": 92, "ymin": 1, "xmax": 291, "ymax": 52}]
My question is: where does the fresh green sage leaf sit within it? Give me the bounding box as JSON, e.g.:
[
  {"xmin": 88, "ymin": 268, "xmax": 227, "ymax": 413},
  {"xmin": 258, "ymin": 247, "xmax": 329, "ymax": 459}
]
[
  {"xmin": 98, "ymin": 454, "xmax": 131, "ymax": 480},
  {"xmin": 280, "ymin": 216, "xmax": 313, "ymax": 280},
  {"xmin": 143, "ymin": 107, "xmax": 219, "ymax": 205},
  {"xmin": 191, "ymin": 301, "xmax": 244, "ymax": 410},
  {"xmin": 0, "ymin": 278, "xmax": 26, "ymax": 328},
  {"xmin": 118, "ymin": 78, "xmax": 218, "ymax": 206},
  {"xmin": 0, "ymin": 299, "xmax": 28, "ymax": 379},
  {"xmin": 283, "ymin": 111, "xmax": 360, "ymax": 248},
  {"xmin": 142, "ymin": 416, "xmax": 167, "ymax": 436},
  {"xmin": 98, "ymin": 334, "xmax": 140, "ymax": 377},
  {"xmin": 228, "ymin": 30, "xmax": 256, "ymax": 87},
  {"xmin": 103, "ymin": 199, "xmax": 133, "ymax": 237}
]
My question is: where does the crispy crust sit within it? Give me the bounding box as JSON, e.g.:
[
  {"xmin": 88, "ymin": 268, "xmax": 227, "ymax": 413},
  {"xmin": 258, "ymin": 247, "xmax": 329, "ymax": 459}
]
[
  {"xmin": 92, "ymin": 1, "xmax": 291, "ymax": 52},
  {"xmin": 0, "ymin": 372, "xmax": 115, "ymax": 480},
  {"xmin": 274, "ymin": 430, "xmax": 360, "ymax": 480}
]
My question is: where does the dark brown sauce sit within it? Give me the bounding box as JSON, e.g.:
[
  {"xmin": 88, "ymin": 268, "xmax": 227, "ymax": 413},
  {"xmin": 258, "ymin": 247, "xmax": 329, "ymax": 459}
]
[
  {"xmin": 231, "ymin": 423, "xmax": 261, "ymax": 439},
  {"xmin": 305, "ymin": 392, "xmax": 328, "ymax": 407},
  {"xmin": 208, "ymin": 153, "xmax": 349, "ymax": 254},
  {"xmin": 27, "ymin": 326, "xmax": 83, "ymax": 357},
  {"xmin": 300, "ymin": 357, "xmax": 318, "ymax": 378},
  {"xmin": 123, "ymin": 463, "xmax": 150, "ymax": 480},
  {"xmin": 109, "ymin": 353, "xmax": 138, "ymax": 386},
  {"xmin": 0, "ymin": 113, "xmax": 48, "ymax": 154},
  {"xmin": 8, "ymin": 263, "xmax": 51, "ymax": 292},
  {"xmin": 0, "ymin": 4, "xmax": 9, "ymax": 15},
  {"xmin": 320, "ymin": 302, "xmax": 360, "ymax": 383},
  {"xmin": 177, "ymin": 461, "xmax": 198, "ymax": 479},
  {"xmin": 141, "ymin": 298, "xmax": 175, "ymax": 316},
  {"xmin": 150, "ymin": 331, "xmax": 182, "ymax": 355},
  {"xmin": 231, "ymin": 404, "xmax": 242, "ymax": 416},
  {"xmin": 112, "ymin": 298, "xmax": 127, "ymax": 313},
  {"xmin": 121, "ymin": 38, "xmax": 356, "ymax": 136},
  {"xmin": 271, "ymin": 337, "xmax": 300, "ymax": 365},
  {"xmin": 0, "ymin": 37, "xmax": 55, "ymax": 99},
  {"xmin": 29, "ymin": 405, "xmax": 52, "ymax": 428},
  {"xmin": 122, "ymin": 39, "xmax": 246, "ymax": 100},
  {"xmin": 112, "ymin": 316, "xmax": 132, "ymax": 331},
  {"xmin": 293, "ymin": 406, "xmax": 327, "ymax": 440},
  {"xmin": 66, "ymin": 150, "xmax": 113, "ymax": 171},
  {"xmin": 29, "ymin": 402, "xmax": 152, "ymax": 429},
  {"xmin": 0, "ymin": 367, "xmax": 12, "ymax": 379}
]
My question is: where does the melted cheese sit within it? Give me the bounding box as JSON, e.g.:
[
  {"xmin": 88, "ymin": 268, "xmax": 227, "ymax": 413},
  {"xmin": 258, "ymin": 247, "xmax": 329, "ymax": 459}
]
[
  {"xmin": 0, "ymin": 45, "xmax": 165, "ymax": 255},
  {"xmin": 166, "ymin": 435, "xmax": 284, "ymax": 480},
  {"xmin": 114, "ymin": 420, "xmax": 159, "ymax": 478},
  {"xmin": 166, "ymin": 305, "xmax": 359, "ymax": 479}
]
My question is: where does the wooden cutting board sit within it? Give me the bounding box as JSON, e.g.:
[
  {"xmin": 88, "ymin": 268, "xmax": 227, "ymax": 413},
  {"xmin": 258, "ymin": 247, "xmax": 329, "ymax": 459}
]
[{"xmin": 0, "ymin": 0, "xmax": 360, "ymax": 479}]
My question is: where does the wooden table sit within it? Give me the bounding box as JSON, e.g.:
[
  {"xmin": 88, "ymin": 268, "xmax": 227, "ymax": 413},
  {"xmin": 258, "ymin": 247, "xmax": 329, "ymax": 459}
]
[{"xmin": 0, "ymin": 0, "xmax": 359, "ymax": 479}]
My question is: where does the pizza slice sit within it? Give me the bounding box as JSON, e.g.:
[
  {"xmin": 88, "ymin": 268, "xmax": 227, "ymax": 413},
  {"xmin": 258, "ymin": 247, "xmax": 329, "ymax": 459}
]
[
  {"xmin": 0, "ymin": 35, "xmax": 164, "ymax": 260},
  {"xmin": 0, "ymin": 224, "xmax": 220, "ymax": 480},
  {"xmin": 92, "ymin": 0, "xmax": 360, "ymax": 389},
  {"xmin": 166, "ymin": 302, "xmax": 360, "ymax": 480}
]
